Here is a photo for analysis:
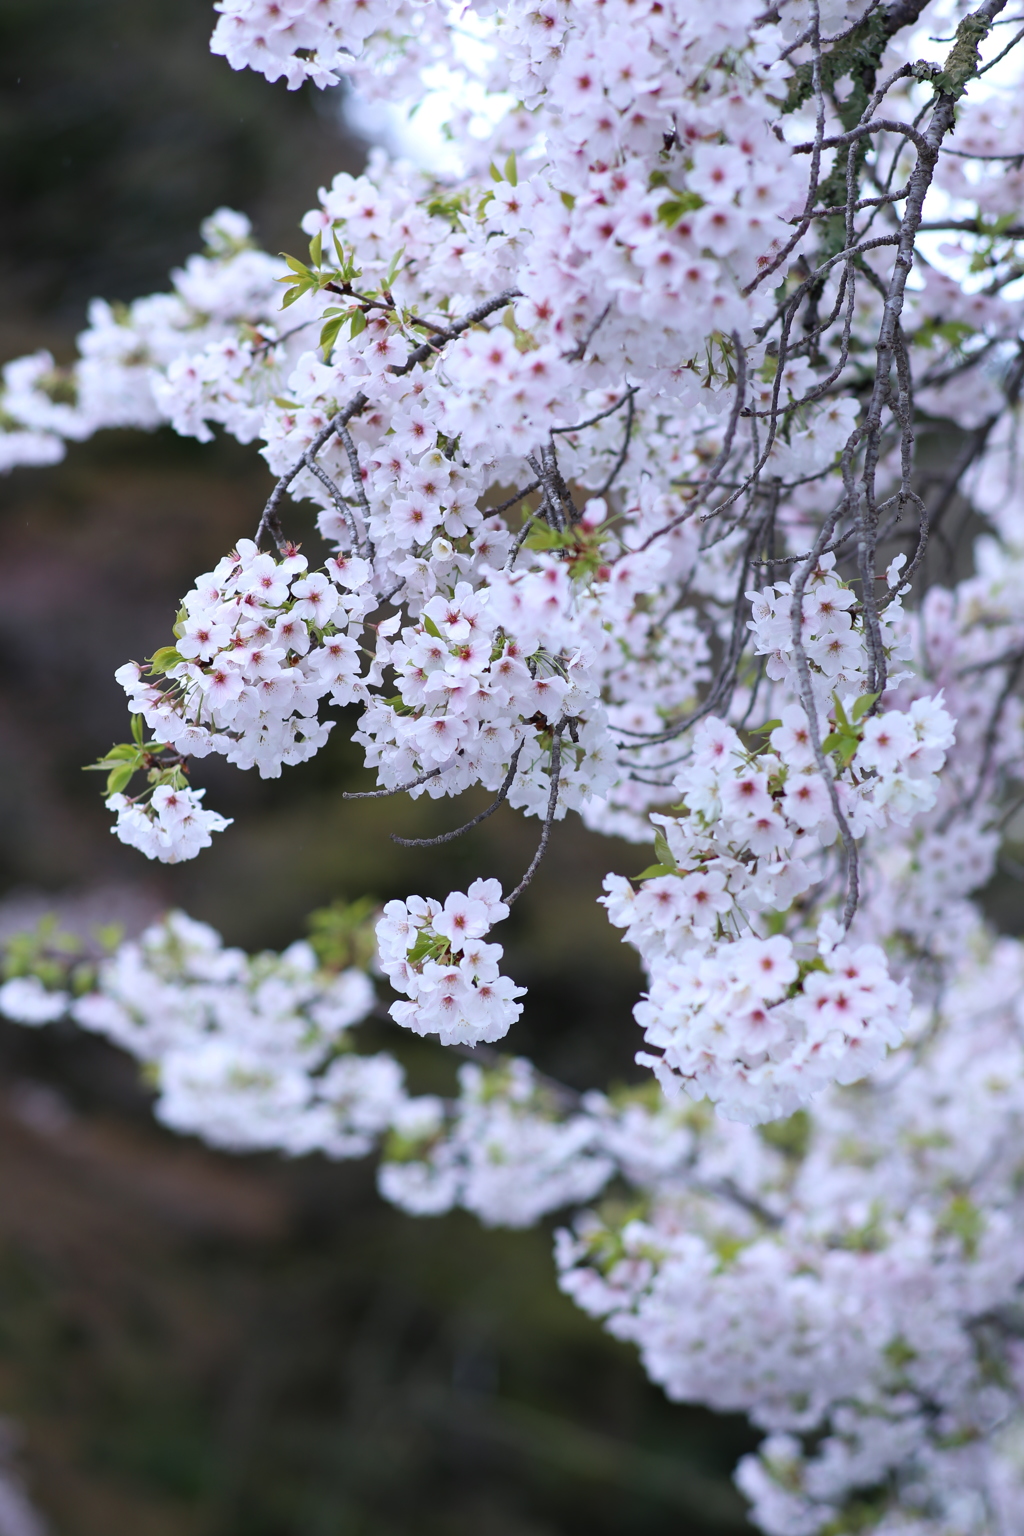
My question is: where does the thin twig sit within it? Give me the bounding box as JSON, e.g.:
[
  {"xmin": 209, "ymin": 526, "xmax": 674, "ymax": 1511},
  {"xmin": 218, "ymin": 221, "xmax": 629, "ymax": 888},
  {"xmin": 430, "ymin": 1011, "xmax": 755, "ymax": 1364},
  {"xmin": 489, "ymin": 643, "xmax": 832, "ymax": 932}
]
[
  {"xmin": 484, "ymin": 479, "xmax": 541, "ymax": 516},
  {"xmin": 550, "ymin": 389, "xmax": 637, "ymax": 437},
  {"xmin": 343, "ymin": 764, "xmax": 450, "ymax": 800},
  {"xmin": 302, "ymin": 452, "xmax": 364, "ymax": 555},
  {"xmin": 597, "ymin": 391, "xmax": 636, "ymax": 498},
  {"xmin": 391, "ymin": 744, "xmax": 526, "ymax": 846},
  {"xmin": 504, "ymin": 722, "xmax": 566, "ymax": 905}
]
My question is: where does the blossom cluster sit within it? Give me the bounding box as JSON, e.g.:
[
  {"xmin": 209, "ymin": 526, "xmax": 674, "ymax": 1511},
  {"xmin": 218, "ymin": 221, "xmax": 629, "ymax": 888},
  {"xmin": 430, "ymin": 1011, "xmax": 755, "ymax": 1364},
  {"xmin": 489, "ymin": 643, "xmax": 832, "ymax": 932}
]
[
  {"xmin": 109, "ymin": 536, "xmax": 372, "ymax": 852},
  {"xmin": 746, "ymin": 552, "xmax": 912, "ymax": 709},
  {"xmin": 557, "ymin": 931, "xmax": 1024, "ymax": 1536},
  {"xmin": 0, "ymin": 209, "xmax": 295, "ymax": 471},
  {"xmin": 379, "ymin": 1057, "xmax": 614, "ymax": 1228},
  {"xmin": 10, "ymin": 902, "xmax": 1024, "ymax": 1534},
  {"xmin": 106, "ymin": 784, "xmax": 232, "ymax": 865},
  {"xmin": 633, "ymin": 925, "xmax": 908, "ymax": 1125},
  {"xmin": 209, "ymin": 0, "xmax": 452, "ymax": 93},
  {"xmin": 601, "ymin": 683, "xmax": 954, "ymax": 1122},
  {"xmin": 357, "ymin": 569, "xmax": 617, "ymax": 816},
  {"xmin": 47, "ymin": 911, "xmax": 395, "ymax": 1157},
  {"xmin": 376, "ymin": 879, "xmax": 525, "ymax": 1047}
]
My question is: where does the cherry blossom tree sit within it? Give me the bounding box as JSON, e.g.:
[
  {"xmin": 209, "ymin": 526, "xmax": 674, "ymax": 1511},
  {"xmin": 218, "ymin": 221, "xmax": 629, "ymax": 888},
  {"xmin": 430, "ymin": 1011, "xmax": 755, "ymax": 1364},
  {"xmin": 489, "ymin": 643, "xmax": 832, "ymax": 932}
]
[{"xmin": 5, "ymin": 0, "xmax": 1024, "ymax": 1528}]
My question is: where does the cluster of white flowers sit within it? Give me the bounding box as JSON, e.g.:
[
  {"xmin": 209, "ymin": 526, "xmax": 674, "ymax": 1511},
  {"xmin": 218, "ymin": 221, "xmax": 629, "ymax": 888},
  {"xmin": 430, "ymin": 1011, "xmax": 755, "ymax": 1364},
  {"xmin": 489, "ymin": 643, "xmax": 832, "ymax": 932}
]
[
  {"xmin": 746, "ymin": 552, "xmax": 912, "ymax": 708},
  {"xmin": 601, "ymin": 682, "xmax": 954, "ymax": 1121},
  {"xmin": 379, "ymin": 1057, "xmax": 614, "ymax": 1227},
  {"xmin": 210, "ymin": 0, "xmax": 453, "ymax": 93},
  {"xmin": 6, "ymin": 0, "xmax": 1024, "ymax": 1531},
  {"xmin": 375, "ymin": 879, "xmax": 525, "ymax": 1047},
  {"xmin": 357, "ymin": 570, "xmax": 617, "ymax": 815},
  {"xmin": 65, "ymin": 911, "xmax": 395, "ymax": 1157},
  {"xmin": 0, "ymin": 210, "xmax": 297, "ymax": 467},
  {"xmin": 0, "ymin": 973, "xmax": 72, "ymax": 1025},
  {"xmin": 557, "ymin": 931, "xmax": 1024, "ymax": 1536},
  {"xmin": 0, "ymin": 917, "xmax": 610, "ymax": 1226},
  {"xmin": 117, "ymin": 535, "xmax": 370, "ymax": 786},
  {"xmin": 8, "ymin": 896, "xmax": 1024, "ymax": 1532},
  {"xmin": 106, "ymin": 784, "xmax": 233, "ymax": 865},
  {"xmin": 633, "ymin": 925, "xmax": 909, "ymax": 1125}
]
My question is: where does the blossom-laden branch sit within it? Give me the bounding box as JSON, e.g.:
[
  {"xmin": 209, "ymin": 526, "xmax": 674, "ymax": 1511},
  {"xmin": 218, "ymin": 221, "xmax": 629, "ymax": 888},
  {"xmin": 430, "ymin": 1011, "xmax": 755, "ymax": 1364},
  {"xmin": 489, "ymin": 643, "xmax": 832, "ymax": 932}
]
[{"xmin": 5, "ymin": 0, "xmax": 1024, "ymax": 1529}]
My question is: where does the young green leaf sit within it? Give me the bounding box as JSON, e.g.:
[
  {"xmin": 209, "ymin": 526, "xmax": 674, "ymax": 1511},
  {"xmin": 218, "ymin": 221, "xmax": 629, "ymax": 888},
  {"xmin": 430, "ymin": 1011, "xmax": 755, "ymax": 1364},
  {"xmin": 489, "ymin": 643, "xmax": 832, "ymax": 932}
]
[
  {"xmin": 657, "ymin": 190, "xmax": 705, "ymax": 225},
  {"xmin": 149, "ymin": 646, "xmax": 183, "ymax": 674},
  {"xmin": 319, "ymin": 314, "xmax": 347, "ymax": 357},
  {"xmin": 385, "ymin": 245, "xmax": 406, "ymax": 286},
  {"xmin": 106, "ymin": 762, "xmax": 137, "ymax": 796},
  {"xmin": 653, "ymin": 829, "xmax": 677, "ymax": 870},
  {"xmin": 635, "ymin": 863, "xmax": 677, "ymax": 881},
  {"xmin": 282, "ymin": 253, "xmax": 314, "ymax": 278},
  {"xmin": 852, "ymin": 691, "xmax": 880, "ymax": 723}
]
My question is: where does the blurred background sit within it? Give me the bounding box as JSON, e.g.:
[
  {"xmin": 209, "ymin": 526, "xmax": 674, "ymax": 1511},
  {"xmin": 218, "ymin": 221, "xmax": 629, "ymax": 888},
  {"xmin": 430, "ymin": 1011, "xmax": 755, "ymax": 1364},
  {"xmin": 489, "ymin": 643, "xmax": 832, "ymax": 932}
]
[{"xmin": 0, "ymin": 1, "xmax": 761, "ymax": 1530}]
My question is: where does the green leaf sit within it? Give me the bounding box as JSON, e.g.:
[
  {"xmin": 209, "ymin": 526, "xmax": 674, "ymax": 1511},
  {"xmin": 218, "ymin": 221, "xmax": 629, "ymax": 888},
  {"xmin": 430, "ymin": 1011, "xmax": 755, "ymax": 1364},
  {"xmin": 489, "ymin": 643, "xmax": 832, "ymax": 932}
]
[
  {"xmin": 635, "ymin": 863, "xmax": 677, "ymax": 881},
  {"xmin": 750, "ymin": 719, "xmax": 783, "ymax": 735},
  {"xmin": 307, "ymin": 895, "xmax": 379, "ymax": 973},
  {"xmin": 422, "ymin": 614, "xmax": 443, "ymax": 640},
  {"xmin": 280, "ymin": 282, "xmax": 309, "ymax": 309},
  {"xmin": 524, "ymin": 524, "xmax": 573, "ymax": 553},
  {"xmin": 131, "ymin": 713, "xmax": 145, "ymax": 747},
  {"xmin": 349, "ymin": 308, "xmax": 367, "ymax": 339},
  {"xmin": 149, "ymin": 646, "xmax": 183, "ymax": 674},
  {"xmin": 938, "ymin": 1193, "xmax": 984, "ymax": 1257},
  {"xmin": 428, "ymin": 192, "xmax": 468, "ymax": 224},
  {"xmin": 657, "ymin": 190, "xmax": 705, "ymax": 225},
  {"xmin": 385, "ymin": 245, "xmax": 406, "ymax": 286},
  {"xmin": 559, "ymin": 190, "xmax": 575, "ymax": 211},
  {"xmin": 503, "ymin": 151, "xmax": 518, "ymax": 187},
  {"xmin": 822, "ymin": 728, "xmax": 860, "ymax": 767},
  {"xmin": 851, "ymin": 691, "xmax": 880, "ymax": 723},
  {"xmin": 406, "ymin": 929, "xmax": 446, "ymax": 967},
  {"xmin": 653, "ymin": 830, "xmax": 677, "ymax": 870},
  {"xmin": 831, "ymin": 691, "xmax": 850, "ymax": 730},
  {"xmin": 93, "ymin": 922, "xmax": 125, "ymax": 954},
  {"xmin": 106, "ymin": 762, "xmax": 136, "ymax": 796},
  {"xmin": 758, "ymin": 1109, "xmax": 811, "ymax": 1160},
  {"xmin": 489, "ymin": 161, "xmax": 503, "ymax": 183},
  {"xmin": 319, "ymin": 314, "xmax": 346, "ymax": 357},
  {"xmin": 308, "ymin": 229, "xmax": 323, "ymax": 269},
  {"xmin": 281, "ymin": 252, "xmax": 314, "ymax": 278}
]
